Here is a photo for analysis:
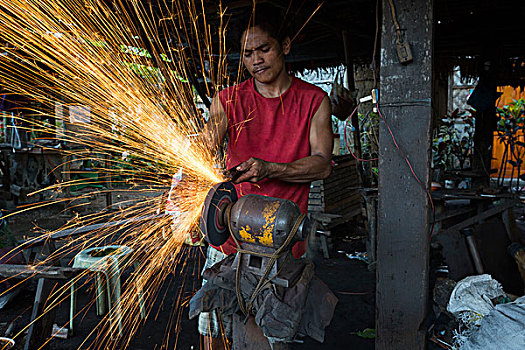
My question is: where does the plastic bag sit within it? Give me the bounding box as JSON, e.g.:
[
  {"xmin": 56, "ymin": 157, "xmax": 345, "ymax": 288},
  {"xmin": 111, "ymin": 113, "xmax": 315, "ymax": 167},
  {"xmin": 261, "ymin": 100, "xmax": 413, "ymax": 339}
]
[
  {"xmin": 447, "ymin": 274, "xmax": 506, "ymax": 327},
  {"xmin": 460, "ymin": 300, "xmax": 525, "ymax": 350}
]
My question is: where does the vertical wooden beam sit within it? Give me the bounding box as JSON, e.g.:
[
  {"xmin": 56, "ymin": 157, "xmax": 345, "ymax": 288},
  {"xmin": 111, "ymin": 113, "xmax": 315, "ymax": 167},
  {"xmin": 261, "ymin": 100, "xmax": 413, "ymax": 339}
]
[
  {"xmin": 105, "ymin": 154, "xmax": 113, "ymax": 210},
  {"xmin": 25, "ymin": 278, "xmax": 57, "ymax": 350},
  {"xmin": 342, "ymin": 31, "xmax": 356, "ymax": 92},
  {"xmin": 342, "ymin": 30, "xmax": 365, "ymax": 186},
  {"xmin": 432, "ymin": 63, "xmax": 448, "ymax": 127},
  {"xmin": 63, "ymin": 153, "xmax": 71, "ymax": 211},
  {"xmin": 472, "ymin": 107, "xmax": 497, "ymax": 188},
  {"xmin": 376, "ymin": 0, "xmax": 434, "ymax": 349}
]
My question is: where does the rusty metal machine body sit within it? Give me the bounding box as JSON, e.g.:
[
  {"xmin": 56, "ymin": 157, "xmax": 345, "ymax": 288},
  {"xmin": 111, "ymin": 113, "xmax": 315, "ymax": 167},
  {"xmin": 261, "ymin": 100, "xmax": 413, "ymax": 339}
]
[
  {"xmin": 200, "ymin": 182, "xmax": 311, "ymax": 287},
  {"xmin": 195, "ymin": 182, "xmax": 338, "ymax": 349}
]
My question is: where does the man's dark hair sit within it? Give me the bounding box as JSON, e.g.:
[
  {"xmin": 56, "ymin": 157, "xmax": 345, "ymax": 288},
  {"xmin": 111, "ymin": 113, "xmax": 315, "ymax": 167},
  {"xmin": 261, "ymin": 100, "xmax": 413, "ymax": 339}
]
[{"xmin": 239, "ymin": 4, "xmax": 291, "ymax": 44}]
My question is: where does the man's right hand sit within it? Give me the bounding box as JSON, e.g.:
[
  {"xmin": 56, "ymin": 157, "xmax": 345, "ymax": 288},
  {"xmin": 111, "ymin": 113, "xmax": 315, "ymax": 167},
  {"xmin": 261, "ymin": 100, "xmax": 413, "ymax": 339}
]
[{"xmin": 233, "ymin": 157, "xmax": 277, "ymax": 183}]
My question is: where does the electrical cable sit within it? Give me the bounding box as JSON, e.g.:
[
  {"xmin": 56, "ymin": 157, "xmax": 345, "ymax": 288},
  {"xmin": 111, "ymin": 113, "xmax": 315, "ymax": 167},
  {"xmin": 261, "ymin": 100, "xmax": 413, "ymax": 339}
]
[
  {"xmin": 379, "ymin": 99, "xmax": 431, "ymax": 108},
  {"xmin": 386, "ymin": 0, "xmax": 403, "ymax": 42},
  {"xmin": 371, "ymin": 0, "xmax": 380, "ymax": 88},
  {"xmin": 343, "ymin": 105, "xmax": 378, "ymax": 162},
  {"xmin": 375, "ymin": 102, "xmax": 436, "ymax": 238}
]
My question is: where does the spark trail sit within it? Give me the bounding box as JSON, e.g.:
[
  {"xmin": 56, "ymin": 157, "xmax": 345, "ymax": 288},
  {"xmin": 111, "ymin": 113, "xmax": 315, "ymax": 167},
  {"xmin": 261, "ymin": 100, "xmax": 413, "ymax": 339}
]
[{"xmin": 0, "ymin": 0, "xmax": 231, "ymax": 348}]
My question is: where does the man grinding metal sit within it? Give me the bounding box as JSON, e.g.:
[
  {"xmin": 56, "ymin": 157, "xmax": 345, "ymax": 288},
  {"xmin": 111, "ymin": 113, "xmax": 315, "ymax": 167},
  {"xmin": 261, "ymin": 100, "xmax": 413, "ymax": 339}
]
[{"xmin": 197, "ymin": 4, "xmax": 333, "ymax": 349}]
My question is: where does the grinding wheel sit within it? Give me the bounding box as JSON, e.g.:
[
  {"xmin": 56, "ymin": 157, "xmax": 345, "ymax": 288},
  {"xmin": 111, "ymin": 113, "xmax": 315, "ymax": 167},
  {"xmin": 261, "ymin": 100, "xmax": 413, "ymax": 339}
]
[{"xmin": 200, "ymin": 182, "xmax": 238, "ymax": 246}]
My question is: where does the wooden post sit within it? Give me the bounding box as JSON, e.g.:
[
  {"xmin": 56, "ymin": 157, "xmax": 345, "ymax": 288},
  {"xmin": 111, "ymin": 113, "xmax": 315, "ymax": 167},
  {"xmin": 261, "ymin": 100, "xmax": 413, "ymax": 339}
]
[
  {"xmin": 342, "ymin": 31, "xmax": 356, "ymax": 92},
  {"xmin": 105, "ymin": 154, "xmax": 113, "ymax": 210},
  {"xmin": 376, "ymin": 0, "xmax": 434, "ymax": 348},
  {"xmin": 1, "ymin": 150, "xmax": 11, "ymax": 194},
  {"xmin": 361, "ymin": 189, "xmax": 378, "ymax": 270},
  {"xmin": 472, "ymin": 107, "xmax": 497, "ymax": 188},
  {"xmin": 25, "ymin": 278, "xmax": 57, "ymax": 350},
  {"xmin": 63, "ymin": 152, "xmax": 71, "ymax": 211},
  {"xmin": 342, "ymin": 30, "xmax": 365, "ymax": 185}
]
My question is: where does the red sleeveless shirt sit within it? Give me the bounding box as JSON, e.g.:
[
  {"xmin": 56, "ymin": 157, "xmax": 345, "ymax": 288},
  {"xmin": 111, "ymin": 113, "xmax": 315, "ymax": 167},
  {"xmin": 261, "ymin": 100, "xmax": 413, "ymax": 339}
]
[{"xmin": 213, "ymin": 77, "xmax": 326, "ymax": 257}]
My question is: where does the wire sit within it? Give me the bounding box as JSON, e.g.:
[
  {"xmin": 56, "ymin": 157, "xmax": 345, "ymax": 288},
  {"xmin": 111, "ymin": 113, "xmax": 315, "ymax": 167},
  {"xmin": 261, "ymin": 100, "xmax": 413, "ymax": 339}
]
[
  {"xmin": 343, "ymin": 105, "xmax": 378, "ymax": 162},
  {"xmin": 386, "ymin": 0, "xmax": 403, "ymax": 42},
  {"xmin": 376, "ymin": 102, "xmax": 436, "ymax": 238},
  {"xmin": 371, "ymin": 0, "xmax": 380, "ymax": 88},
  {"xmin": 379, "ymin": 99, "xmax": 431, "ymax": 108},
  {"xmin": 341, "ymin": 96, "xmax": 436, "ymax": 237}
]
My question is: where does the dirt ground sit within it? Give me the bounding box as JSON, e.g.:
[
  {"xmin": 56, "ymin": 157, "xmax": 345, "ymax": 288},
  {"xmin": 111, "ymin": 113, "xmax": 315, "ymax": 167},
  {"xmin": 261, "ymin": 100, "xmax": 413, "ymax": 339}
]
[{"xmin": 0, "ymin": 191, "xmax": 376, "ymax": 350}]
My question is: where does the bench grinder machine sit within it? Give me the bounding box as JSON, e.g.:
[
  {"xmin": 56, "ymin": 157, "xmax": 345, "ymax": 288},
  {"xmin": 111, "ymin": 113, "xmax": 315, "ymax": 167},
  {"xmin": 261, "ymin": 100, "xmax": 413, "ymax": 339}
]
[
  {"xmin": 200, "ymin": 182, "xmax": 312, "ymax": 288},
  {"xmin": 195, "ymin": 182, "xmax": 337, "ymax": 349}
]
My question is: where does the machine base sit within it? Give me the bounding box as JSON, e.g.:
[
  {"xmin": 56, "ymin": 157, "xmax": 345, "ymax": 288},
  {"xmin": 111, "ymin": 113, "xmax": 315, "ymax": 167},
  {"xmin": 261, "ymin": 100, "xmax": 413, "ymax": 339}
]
[{"xmin": 229, "ymin": 244, "xmax": 292, "ymax": 288}]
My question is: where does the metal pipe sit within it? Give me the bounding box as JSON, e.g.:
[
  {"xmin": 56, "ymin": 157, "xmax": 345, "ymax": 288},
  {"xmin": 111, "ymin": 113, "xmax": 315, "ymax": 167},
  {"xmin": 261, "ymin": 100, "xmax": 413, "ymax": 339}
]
[{"xmin": 461, "ymin": 228, "xmax": 484, "ymax": 274}]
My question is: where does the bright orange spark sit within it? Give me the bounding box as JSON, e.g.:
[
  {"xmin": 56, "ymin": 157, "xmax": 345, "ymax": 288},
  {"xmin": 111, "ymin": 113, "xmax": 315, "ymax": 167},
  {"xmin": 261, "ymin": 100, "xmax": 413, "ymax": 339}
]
[{"xmin": 0, "ymin": 0, "xmax": 231, "ymax": 348}]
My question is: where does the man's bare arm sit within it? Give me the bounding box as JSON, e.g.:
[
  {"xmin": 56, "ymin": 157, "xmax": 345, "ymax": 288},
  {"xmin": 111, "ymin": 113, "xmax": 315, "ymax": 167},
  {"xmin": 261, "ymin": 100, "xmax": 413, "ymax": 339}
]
[
  {"xmin": 235, "ymin": 95, "xmax": 333, "ymax": 183},
  {"xmin": 198, "ymin": 95, "xmax": 228, "ymax": 152}
]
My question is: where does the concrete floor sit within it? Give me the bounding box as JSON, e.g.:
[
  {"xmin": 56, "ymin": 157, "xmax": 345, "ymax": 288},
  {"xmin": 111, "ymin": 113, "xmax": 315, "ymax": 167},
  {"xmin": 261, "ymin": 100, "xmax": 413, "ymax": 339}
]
[
  {"xmin": 0, "ymin": 242, "xmax": 375, "ymax": 350},
  {"xmin": 1, "ymin": 190, "xmax": 376, "ymax": 349}
]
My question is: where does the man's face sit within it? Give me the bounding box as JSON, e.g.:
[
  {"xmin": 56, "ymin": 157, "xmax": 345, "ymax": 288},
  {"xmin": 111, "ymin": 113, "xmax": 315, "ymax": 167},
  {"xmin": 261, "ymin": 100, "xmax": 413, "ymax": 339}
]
[{"xmin": 241, "ymin": 26, "xmax": 290, "ymax": 84}]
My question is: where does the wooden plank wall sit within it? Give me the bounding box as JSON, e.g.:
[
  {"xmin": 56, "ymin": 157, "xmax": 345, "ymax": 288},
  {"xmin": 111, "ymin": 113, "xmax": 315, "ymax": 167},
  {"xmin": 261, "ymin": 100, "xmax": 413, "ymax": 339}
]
[{"xmin": 308, "ymin": 154, "xmax": 362, "ymax": 219}]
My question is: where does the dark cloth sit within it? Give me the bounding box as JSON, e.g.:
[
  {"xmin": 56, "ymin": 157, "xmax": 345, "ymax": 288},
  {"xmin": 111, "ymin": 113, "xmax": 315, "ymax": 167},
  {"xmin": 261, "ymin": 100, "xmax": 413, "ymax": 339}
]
[{"xmin": 189, "ymin": 254, "xmax": 338, "ymax": 343}]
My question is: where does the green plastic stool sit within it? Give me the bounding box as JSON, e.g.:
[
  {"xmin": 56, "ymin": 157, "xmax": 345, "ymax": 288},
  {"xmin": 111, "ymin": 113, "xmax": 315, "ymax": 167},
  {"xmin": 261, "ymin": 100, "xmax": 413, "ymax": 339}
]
[{"xmin": 70, "ymin": 245, "xmax": 145, "ymax": 337}]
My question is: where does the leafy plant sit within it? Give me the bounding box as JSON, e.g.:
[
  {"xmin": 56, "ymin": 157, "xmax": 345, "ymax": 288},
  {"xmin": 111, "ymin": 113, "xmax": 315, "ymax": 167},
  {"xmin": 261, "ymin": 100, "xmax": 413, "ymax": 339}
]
[
  {"xmin": 360, "ymin": 111, "xmax": 379, "ymax": 161},
  {"xmin": 340, "ymin": 110, "xmax": 379, "ymax": 186},
  {"xmin": 496, "ymin": 98, "xmax": 525, "ymax": 190},
  {"xmin": 433, "ymin": 109, "xmax": 475, "ymax": 170},
  {"xmin": 356, "ymin": 328, "xmax": 376, "ymax": 339}
]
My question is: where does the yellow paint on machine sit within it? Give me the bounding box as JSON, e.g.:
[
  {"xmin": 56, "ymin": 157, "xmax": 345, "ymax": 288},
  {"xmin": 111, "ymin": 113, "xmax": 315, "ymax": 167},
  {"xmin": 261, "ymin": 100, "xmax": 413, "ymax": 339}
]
[
  {"xmin": 259, "ymin": 201, "xmax": 280, "ymax": 246},
  {"xmin": 239, "ymin": 225, "xmax": 256, "ymax": 243},
  {"xmin": 237, "ymin": 201, "xmax": 280, "ymax": 247}
]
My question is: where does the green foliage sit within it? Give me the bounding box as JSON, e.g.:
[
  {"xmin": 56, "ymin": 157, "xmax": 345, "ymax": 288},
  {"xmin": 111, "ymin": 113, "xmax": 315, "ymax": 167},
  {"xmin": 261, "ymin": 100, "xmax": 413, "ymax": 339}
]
[
  {"xmin": 360, "ymin": 111, "xmax": 379, "ymax": 157},
  {"xmin": 496, "ymin": 98, "xmax": 525, "ymax": 135},
  {"xmin": 495, "ymin": 98, "xmax": 525, "ymax": 187},
  {"xmin": 339, "ymin": 109, "xmax": 379, "ymax": 186},
  {"xmin": 433, "ymin": 109, "xmax": 475, "ymax": 170},
  {"xmin": 356, "ymin": 328, "xmax": 376, "ymax": 339}
]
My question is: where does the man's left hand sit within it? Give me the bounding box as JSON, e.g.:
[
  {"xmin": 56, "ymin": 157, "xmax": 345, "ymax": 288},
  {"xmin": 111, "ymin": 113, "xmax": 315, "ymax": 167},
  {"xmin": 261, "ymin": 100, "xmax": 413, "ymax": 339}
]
[{"xmin": 234, "ymin": 157, "xmax": 273, "ymax": 183}]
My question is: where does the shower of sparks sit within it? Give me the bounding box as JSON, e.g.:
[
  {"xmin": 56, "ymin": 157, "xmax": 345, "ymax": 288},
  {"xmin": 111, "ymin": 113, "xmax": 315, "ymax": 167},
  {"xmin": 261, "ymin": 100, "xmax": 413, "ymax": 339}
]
[{"xmin": 0, "ymin": 0, "xmax": 232, "ymax": 348}]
